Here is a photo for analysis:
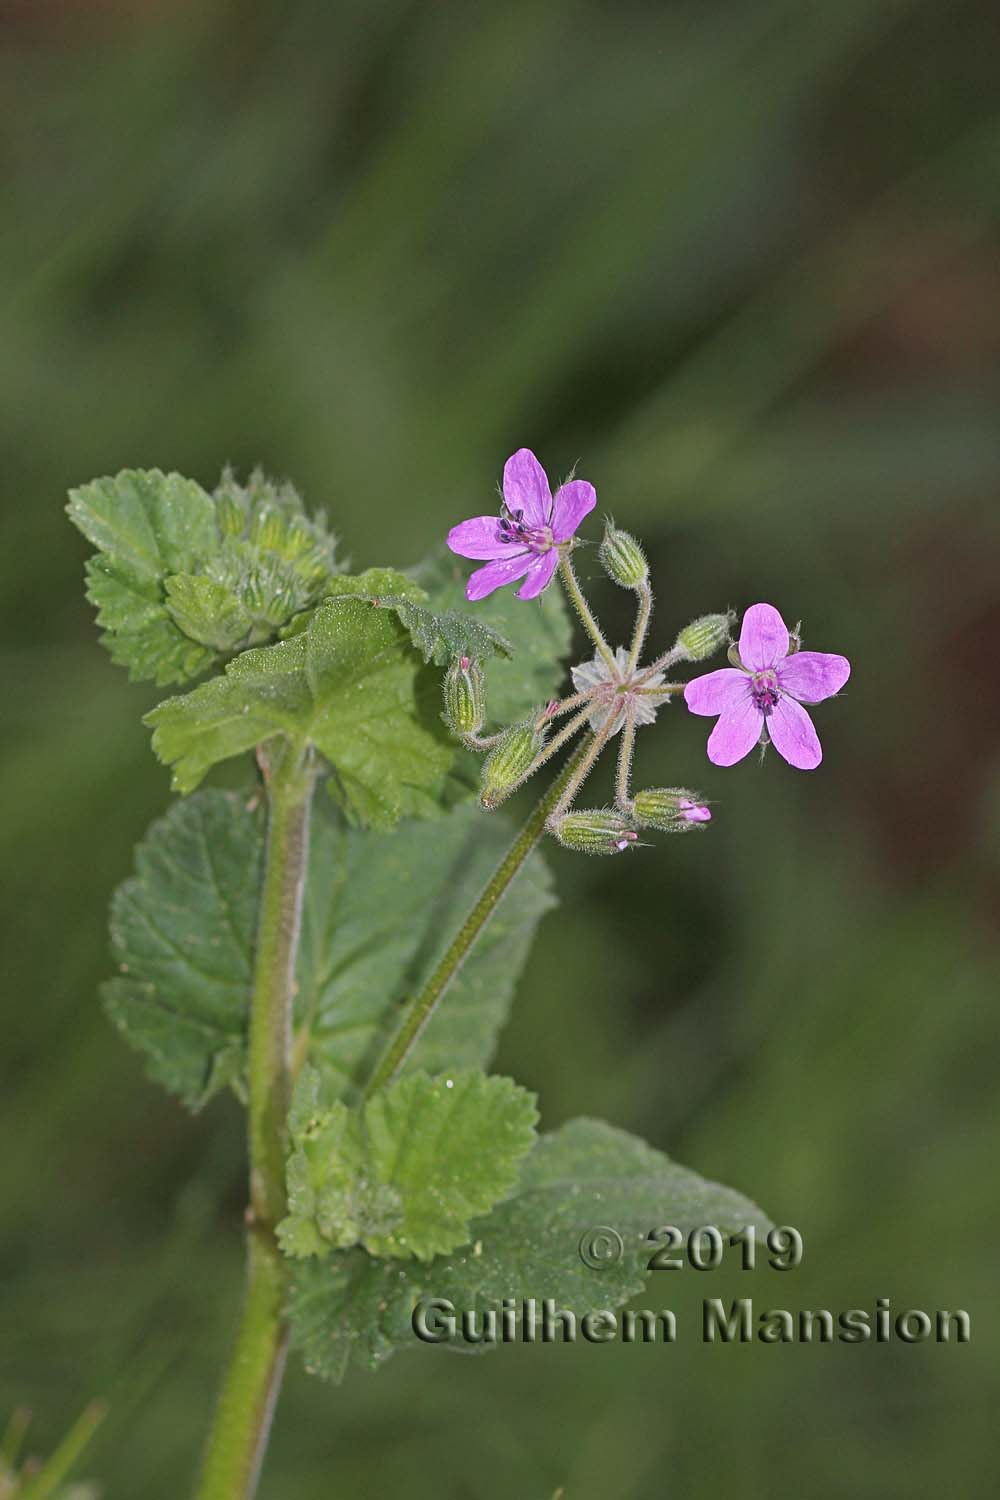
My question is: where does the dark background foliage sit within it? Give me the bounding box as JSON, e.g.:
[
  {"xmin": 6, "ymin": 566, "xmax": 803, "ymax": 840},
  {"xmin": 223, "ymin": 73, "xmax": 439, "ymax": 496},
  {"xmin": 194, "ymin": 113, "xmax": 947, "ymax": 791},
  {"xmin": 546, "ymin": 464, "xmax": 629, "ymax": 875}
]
[{"xmin": 2, "ymin": 1, "xmax": 997, "ymax": 1494}]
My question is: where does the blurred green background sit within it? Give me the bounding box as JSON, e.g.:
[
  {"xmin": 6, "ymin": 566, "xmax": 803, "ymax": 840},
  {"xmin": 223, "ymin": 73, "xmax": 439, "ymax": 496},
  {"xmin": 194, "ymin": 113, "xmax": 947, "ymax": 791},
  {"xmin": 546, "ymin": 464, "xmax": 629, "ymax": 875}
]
[{"xmin": 2, "ymin": 0, "xmax": 998, "ymax": 1494}]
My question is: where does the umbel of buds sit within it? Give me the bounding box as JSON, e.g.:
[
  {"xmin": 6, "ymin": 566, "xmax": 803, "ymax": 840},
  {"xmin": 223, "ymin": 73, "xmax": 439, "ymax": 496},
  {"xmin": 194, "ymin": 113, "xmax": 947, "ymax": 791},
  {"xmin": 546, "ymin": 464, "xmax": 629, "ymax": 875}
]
[
  {"xmin": 599, "ymin": 519, "xmax": 648, "ymax": 590},
  {"xmin": 552, "ymin": 808, "xmax": 640, "ymax": 855},
  {"xmin": 480, "ymin": 721, "xmax": 548, "ymax": 808},
  {"xmin": 443, "ymin": 655, "xmax": 486, "ymax": 737},
  {"xmin": 674, "ymin": 611, "xmax": 735, "ymax": 663},
  {"xmin": 632, "ymin": 788, "xmax": 711, "ymax": 831}
]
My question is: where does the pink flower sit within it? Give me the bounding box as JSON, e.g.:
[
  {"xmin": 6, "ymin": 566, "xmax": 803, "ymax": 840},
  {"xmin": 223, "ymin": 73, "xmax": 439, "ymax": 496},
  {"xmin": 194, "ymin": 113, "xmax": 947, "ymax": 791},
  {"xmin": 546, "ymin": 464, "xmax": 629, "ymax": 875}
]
[
  {"xmin": 447, "ymin": 448, "xmax": 596, "ymax": 601},
  {"xmin": 684, "ymin": 603, "xmax": 850, "ymax": 770}
]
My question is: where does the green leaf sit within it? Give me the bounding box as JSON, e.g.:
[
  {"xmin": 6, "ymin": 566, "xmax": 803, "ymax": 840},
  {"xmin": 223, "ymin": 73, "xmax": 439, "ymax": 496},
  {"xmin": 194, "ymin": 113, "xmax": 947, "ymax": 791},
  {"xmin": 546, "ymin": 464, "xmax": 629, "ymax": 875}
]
[
  {"xmin": 380, "ymin": 596, "xmax": 514, "ymax": 668},
  {"xmin": 279, "ymin": 1067, "xmax": 538, "ymax": 1262},
  {"xmin": 288, "ymin": 1117, "xmax": 771, "ymax": 1381},
  {"xmin": 163, "ymin": 574, "xmax": 253, "ymax": 651},
  {"xmin": 68, "ymin": 468, "xmax": 218, "ymax": 580},
  {"xmin": 102, "ymin": 791, "xmax": 262, "ymax": 1110},
  {"xmin": 69, "ymin": 465, "xmax": 346, "ymax": 686},
  {"xmin": 324, "ymin": 566, "xmax": 514, "ymax": 666},
  {"xmin": 409, "ymin": 547, "xmax": 573, "ymax": 722},
  {"xmin": 299, "ymin": 797, "xmax": 555, "ymax": 1100},
  {"xmin": 364, "ymin": 1070, "xmax": 537, "ymax": 1259},
  {"xmin": 145, "ymin": 596, "xmax": 452, "ymax": 826},
  {"xmin": 323, "ymin": 567, "xmax": 427, "ymax": 604},
  {"xmin": 68, "ymin": 469, "xmax": 220, "ymax": 685},
  {"xmin": 103, "ymin": 791, "xmax": 553, "ymax": 1110},
  {"xmin": 277, "ymin": 1069, "xmax": 400, "ymax": 1259}
]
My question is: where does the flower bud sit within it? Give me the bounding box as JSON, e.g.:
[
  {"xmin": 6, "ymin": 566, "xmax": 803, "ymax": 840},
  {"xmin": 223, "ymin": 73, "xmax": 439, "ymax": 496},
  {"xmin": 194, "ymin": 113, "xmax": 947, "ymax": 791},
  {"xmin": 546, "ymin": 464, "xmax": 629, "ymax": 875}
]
[
  {"xmin": 250, "ymin": 508, "xmax": 287, "ymax": 551},
  {"xmin": 632, "ymin": 788, "xmax": 711, "ymax": 831},
  {"xmin": 552, "ymin": 808, "xmax": 639, "ymax": 855},
  {"xmin": 216, "ymin": 494, "xmax": 245, "ymax": 539},
  {"xmin": 480, "ymin": 722, "xmax": 546, "ymax": 808},
  {"xmin": 675, "ymin": 611, "xmax": 735, "ymax": 662},
  {"xmin": 443, "ymin": 655, "xmax": 486, "ymax": 737},
  {"xmin": 599, "ymin": 519, "xmax": 648, "ymax": 589}
]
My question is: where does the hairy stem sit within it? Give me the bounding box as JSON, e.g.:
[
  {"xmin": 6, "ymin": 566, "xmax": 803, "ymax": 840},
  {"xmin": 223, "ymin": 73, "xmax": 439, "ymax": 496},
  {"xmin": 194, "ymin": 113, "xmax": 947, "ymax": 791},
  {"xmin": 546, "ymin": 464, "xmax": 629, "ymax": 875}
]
[
  {"xmin": 194, "ymin": 746, "xmax": 316, "ymax": 1500},
  {"xmin": 364, "ymin": 739, "xmax": 592, "ymax": 1098},
  {"xmin": 626, "ymin": 582, "xmax": 653, "ymax": 675},
  {"xmin": 558, "ymin": 552, "xmax": 619, "ymax": 676},
  {"xmin": 529, "ymin": 703, "xmax": 592, "ymax": 773},
  {"xmin": 615, "ymin": 703, "xmax": 637, "ymax": 809},
  {"xmin": 632, "ymin": 644, "xmax": 684, "ymax": 687},
  {"xmin": 533, "ymin": 690, "xmax": 589, "ymax": 727},
  {"xmin": 546, "ymin": 717, "xmax": 614, "ymax": 824}
]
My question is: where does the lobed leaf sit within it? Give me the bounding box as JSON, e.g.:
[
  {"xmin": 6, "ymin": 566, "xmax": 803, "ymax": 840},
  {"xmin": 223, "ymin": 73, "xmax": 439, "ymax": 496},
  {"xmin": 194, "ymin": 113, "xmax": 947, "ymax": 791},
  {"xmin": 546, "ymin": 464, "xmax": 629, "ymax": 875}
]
[
  {"xmin": 68, "ymin": 465, "xmax": 345, "ymax": 686},
  {"xmin": 68, "ymin": 470, "xmax": 220, "ymax": 685},
  {"xmin": 145, "ymin": 596, "xmax": 453, "ymax": 825},
  {"xmin": 278, "ymin": 1066, "xmax": 538, "ymax": 1262},
  {"xmin": 299, "ymin": 796, "xmax": 555, "ymax": 1100},
  {"xmin": 323, "ymin": 566, "xmax": 514, "ymax": 666},
  {"xmin": 104, "ymin": 791, "xmax": 554, "ymax": 1110},
  {"xmin": 288, "ymin": 1117, "xmax": 771, "ymax": 1381},
  {"xmin": 103, "ymin": 791, "xmax": 262, "ymax": 1110}
]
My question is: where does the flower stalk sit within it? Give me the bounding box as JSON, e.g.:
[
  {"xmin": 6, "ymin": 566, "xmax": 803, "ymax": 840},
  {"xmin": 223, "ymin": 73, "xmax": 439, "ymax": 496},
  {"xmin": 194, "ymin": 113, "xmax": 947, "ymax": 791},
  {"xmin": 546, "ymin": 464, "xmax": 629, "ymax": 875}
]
[
  {"xmin": 557, "ymin": 551, "xmax": 619, "ymax": 676},
  {"xmin": 364, "ymin": 738, "xmax": 593, "ymax": 1098}
]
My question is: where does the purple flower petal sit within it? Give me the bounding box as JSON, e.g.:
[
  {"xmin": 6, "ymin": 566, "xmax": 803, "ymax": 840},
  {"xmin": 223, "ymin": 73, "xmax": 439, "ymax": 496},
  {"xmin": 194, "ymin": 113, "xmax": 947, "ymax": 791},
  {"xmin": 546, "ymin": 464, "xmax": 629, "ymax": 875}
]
[
  {"xmin": 551, "ymin": 480, "xmax": 596, "ymax": 542},
  {"xmin": 447, "ymin": 516, "xmax": 512, "ymax": 560},
  {"xmin": 516, "ymin": 550, "xmax": 559, "ymax": 599},
  {"xmin": 767, "ymin": 695, "xmax": 822, "ymax": 770},
  {"xmin": 683, "ymin": 668, "xmax": 749, "ymax": 717},
  {"xmin": 679, "ymin": 799, "xmax": 712, "ymax": 823},
  {"xmin": 502, "ymin": 449, "xmax": 552, "ymax": 529},
  {"xmin": 777, "ymin": 651, "xmax": 851, "ymax": 704},
  {"xmin": 707, "ymin": 694, "xmax": 763, "ymax": 766},
  {"xmin": 465, "ymin": 551, "xmax": 536, "ymax": 601},
  {"xmin": 739, "ymin": 603, "xmax": 789, "ymax": 671}
]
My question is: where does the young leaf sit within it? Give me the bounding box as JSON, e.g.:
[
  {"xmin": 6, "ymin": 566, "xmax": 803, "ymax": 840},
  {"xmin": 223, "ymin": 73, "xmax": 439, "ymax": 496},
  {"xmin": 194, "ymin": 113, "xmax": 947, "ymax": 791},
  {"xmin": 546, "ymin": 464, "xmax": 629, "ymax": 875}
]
[
  {"xmin": 68, "ymin": 465, "xmax": 345, "ymax": 686},
  {"xmin": 163, "ymin": 574, "xmax": 253, "ymax": 651},
  {"xmin": 287, "ymin": 1117, "xmax": 771, "ymax": 1381},
  {"xmin": 68, "ymin": 470, "xmax": 220, "ymax": 685},
  {"xmin": 103, "ymin": 792, "xmax": 553, "ymax": 1110},
  {"xmin": 365, "ymin": 1070, "xmax": 538, "ymax": 1259},
  {"xmin": 409, "ymin": 548, "xmax": 573, "ymax": 722},
  {"xmin": 279, "ymin": 1067, "xmax": 538, "ymax": 1262},
  {"xmin": 277, "ymin": 1070, "xmax": 400, "ymax": 1260},
  {"xmin": 145, "ymin": 596, "xmax": 453, "ymax": 825}
]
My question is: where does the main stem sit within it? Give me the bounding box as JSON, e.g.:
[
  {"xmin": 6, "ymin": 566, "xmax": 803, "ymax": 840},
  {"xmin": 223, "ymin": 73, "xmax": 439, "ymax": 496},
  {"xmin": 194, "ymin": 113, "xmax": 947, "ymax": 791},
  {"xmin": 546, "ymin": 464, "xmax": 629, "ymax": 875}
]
[
  {"xmin": 364, "ymin": 739, "xmax": 591, "ymax": 1098},
  {"xmin": 194, "ymin": 747, "xmax": 316, "ymax": 1500}
]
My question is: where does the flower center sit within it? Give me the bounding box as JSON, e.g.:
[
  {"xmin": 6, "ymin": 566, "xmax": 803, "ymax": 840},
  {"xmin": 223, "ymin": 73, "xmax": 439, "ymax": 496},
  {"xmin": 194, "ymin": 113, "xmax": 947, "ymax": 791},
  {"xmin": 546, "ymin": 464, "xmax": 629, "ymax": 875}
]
[
  {"xmin": 497, "ymin": 505, "xmax": 553, "ymax": 553},
  {"xmin": 750, "ymin": 668, "xmax": 780, "ymax": 716}
]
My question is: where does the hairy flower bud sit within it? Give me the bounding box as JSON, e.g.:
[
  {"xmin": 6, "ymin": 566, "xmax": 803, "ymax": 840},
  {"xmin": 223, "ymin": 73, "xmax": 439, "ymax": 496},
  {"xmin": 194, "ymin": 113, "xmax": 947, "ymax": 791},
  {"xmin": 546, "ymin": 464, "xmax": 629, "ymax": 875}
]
[
  {"xmin": 552, "ymin": 808, "xmax": 639, "ymax": 855},
  {"xmin": 632, "ymin": 787, "xmax": 711, "ymax": 831},
  {"xmin": 443, "ymin": 655, "xmax": 486, "ymax": 737},
  {"xmin": 480, "ymin": 722, "xmax": 546, "ymax": 808},
  {"xmin": 675, "ymin": 611, "xmax": 735, "ymax": 662},
  {"xmin": 250, "ymin": 508, "xmax": 287, "ymax": 552},
  {"xmin": 599, "ymin": 519, "xmax": 648, "ymax": 589},
  {"xmin": 216, "ymin": 494, "xmax": 245, "ymax": 539}
]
